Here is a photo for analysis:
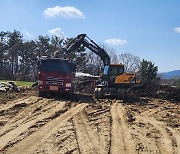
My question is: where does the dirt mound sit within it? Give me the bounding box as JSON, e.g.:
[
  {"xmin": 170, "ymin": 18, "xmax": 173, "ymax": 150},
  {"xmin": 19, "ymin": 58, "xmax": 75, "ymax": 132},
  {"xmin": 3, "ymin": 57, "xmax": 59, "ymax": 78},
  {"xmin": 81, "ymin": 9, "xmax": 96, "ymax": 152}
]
[
  {"xmin": 75, "ymin": 78, "xmax": 180, "ymax": 102},
  {"xmin": 132, "ymin": 84, "xmax": 180, "ymax": 101},
  {"xmin": 74, "ymin": 76, "xmax": 96, "ymax": 94}
]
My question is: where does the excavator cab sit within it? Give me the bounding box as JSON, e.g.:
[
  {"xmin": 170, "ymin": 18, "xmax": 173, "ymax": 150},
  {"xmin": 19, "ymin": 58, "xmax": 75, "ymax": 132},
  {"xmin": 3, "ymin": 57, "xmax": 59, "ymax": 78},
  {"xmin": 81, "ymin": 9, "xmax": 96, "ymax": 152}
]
[{"xmin": 103, "ymin": 64, "xmax": 125, "ymax": 85}]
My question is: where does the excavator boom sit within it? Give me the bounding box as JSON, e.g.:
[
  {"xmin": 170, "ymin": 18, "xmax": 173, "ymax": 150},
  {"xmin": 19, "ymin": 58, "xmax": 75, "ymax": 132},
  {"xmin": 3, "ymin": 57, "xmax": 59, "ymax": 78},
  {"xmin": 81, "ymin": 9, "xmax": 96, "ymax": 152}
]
[{"xmin": 65, "ymin": 34, "xmax": 111, "ymax": 66}]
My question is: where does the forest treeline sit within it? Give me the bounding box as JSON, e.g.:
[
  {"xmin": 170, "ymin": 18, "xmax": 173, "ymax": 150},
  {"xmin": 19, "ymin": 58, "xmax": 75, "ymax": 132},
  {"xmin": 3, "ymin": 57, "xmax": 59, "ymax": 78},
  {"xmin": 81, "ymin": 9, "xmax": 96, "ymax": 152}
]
[{"xmin": 0, "ymin": 30, "xmax": 141, "ymax": 81}]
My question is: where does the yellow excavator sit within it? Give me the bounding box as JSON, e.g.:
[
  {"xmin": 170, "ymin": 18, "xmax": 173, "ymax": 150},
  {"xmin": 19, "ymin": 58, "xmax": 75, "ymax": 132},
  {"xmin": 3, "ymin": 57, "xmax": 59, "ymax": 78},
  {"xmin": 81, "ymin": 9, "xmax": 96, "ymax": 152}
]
[{"xmin": 63, "ymin": 34, "xmax": 139, "ymax": 99}]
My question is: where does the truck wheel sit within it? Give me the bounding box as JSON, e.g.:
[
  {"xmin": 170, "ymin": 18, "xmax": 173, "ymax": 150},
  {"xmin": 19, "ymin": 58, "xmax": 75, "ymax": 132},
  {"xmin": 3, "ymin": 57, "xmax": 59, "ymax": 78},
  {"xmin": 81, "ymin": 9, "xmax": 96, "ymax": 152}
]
[
  {"xmin": 70, "ymin": 90, "xmax": 74, "ymax": 98},
  {"xmin": 94, "ymin": 88, "xmax": 98, "ymax": 99},
  {"xmin": 117, "ymin": 89, "xmax": 125, "ymax": 100},
  {"xmin": 94, "ymin": 88, "xmax": 103, "ymax": 99},
  {"xmin": 38, "ymin": 91, "xmax": 45, "ymax": 97},
  {"xmin": 67, "ymin": 88, "xmax": 74, "ymax": 99}
]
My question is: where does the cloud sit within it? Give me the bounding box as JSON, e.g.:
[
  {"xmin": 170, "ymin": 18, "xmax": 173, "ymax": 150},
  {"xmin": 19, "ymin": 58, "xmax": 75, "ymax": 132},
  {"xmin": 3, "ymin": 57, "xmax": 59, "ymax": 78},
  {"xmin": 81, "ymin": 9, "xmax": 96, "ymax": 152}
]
[
  {"xmin": 48, "ymin": 28, "xmax": 66, "ymax": 37},
  {"xmin": 174, "ymin": 27, "xmax": 180, "ymax": 34},
  {"xmin": 23, "ymin": 30, "xmax": 34, "ymax": 38},
  {"xmin": 105, "ymin": 38, "xmax": 128, "ymax": 45},
  {"xmin": 44, "ymin": 6, "xmax": 85, "ymax": 19}
]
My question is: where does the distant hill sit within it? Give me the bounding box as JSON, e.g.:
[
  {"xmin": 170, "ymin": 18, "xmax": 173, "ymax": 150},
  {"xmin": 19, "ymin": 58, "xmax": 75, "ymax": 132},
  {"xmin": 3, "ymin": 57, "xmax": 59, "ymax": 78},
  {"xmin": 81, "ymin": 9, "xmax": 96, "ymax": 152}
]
[{"xmin": 160, "ymin": 70, "xmax": 180, "ymax": 79}]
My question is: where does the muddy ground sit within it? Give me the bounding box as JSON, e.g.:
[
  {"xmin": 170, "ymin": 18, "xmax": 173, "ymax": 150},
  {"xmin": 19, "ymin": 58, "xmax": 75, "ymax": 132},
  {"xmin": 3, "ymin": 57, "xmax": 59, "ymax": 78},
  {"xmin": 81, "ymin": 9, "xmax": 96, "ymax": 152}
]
[{"xmin": 0, "ymin": 89, "xmax": 180, "ymax": 154}]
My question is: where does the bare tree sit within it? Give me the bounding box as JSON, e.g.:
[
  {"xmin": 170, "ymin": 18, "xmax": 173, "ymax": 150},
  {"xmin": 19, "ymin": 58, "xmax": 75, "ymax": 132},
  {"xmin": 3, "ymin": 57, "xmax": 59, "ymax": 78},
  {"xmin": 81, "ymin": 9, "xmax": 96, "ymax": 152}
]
[
  {"xmin": 85, "ymin": 45, "xmax": 117, "ymax": 75},
  {"xmin": 101, "ymin": 44, "xmax": 118, "ymax": 63},
  {"xmin": 85, "ymin": 51, "xmax": 103, "ymax": 75},
  {"xmin": 119, "ymin": 52, "xmax": 140, "ymax": 72}
]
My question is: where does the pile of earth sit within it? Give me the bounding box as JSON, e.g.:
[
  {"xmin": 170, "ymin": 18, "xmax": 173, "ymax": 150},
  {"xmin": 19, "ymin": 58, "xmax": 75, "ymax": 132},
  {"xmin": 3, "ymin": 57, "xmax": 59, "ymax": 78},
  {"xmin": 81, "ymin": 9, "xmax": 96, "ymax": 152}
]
[
  {"xmin": 0, "ymin": 81, "xmax": 20, "ymax": 93},
  {"xmin": 74, "ymin": 76, "xmax": 98, "ymax": 94},
  {"xmin": 131, "ymin": 84, "xmax": 180, "ymax": 102},
  {"xmin": 74, "ymin": 77, "xmax": 180, "ymax": 102}
]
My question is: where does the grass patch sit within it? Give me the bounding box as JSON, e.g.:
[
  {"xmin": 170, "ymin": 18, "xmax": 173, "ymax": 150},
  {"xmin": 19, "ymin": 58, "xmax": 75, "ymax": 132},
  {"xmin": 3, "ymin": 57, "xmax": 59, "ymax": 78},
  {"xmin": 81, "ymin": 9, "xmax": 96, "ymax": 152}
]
[{"xmin": 0, "ymin": 80, "xmax": 34, "ymax": 86}]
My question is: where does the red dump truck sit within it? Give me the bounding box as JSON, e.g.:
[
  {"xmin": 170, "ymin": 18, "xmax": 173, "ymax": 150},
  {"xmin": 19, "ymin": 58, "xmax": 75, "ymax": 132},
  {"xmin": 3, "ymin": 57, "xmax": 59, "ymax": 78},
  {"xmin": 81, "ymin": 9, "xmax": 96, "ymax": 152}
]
[{"xmin": 37, "ymin": 58, "xmax": 75, "ymax": 97}]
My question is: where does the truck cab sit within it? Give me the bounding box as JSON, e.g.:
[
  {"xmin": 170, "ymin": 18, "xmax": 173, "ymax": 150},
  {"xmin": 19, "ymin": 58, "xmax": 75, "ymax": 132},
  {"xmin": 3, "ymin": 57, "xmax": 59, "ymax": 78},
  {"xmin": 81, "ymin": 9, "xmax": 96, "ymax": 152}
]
[{"xmin": 38, "ymin": 58, "xmax": 75, "ymax": 97}]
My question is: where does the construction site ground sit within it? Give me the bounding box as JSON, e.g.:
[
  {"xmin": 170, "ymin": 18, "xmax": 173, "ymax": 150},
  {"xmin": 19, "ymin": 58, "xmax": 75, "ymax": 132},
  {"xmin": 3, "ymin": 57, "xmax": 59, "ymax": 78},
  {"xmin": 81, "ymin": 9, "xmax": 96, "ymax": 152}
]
[{"xmin": 0, "ymin": 89, "xmax": 180, "ymax": 154}]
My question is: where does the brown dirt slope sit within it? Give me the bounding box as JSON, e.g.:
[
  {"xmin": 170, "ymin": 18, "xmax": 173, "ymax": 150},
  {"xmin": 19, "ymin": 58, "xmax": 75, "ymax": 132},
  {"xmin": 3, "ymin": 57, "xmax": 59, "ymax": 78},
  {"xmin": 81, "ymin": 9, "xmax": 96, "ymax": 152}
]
[{"xmin": 0, "ymin": 91, "xmax": 179, "ymax": 154}]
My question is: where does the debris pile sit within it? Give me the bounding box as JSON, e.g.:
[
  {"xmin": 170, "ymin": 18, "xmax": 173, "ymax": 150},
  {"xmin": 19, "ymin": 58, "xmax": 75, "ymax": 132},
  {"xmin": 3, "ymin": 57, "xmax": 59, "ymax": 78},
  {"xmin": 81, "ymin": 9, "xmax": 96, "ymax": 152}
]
[
  {"xmin": 132, "ymin": 84, "xmax": 180, "ymax": 101},
  {"xmin": 74, "ymin": 73, "xmax": 180, "ymax": 101},
  {"xmin": 74, "ymin": 74, "xmax": 98, "ymax": 94},
  {"xmin": 0, "ymin": 81, "xmax": 20, "ymax": 93}
]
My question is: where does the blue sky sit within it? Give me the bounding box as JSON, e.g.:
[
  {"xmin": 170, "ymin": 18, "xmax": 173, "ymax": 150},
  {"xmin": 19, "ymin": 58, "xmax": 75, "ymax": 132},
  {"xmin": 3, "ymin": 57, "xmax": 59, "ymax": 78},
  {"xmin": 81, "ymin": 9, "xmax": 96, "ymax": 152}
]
[{"xmin": 0, "ymin": 0, "xmax": 180, "ymax": 72}]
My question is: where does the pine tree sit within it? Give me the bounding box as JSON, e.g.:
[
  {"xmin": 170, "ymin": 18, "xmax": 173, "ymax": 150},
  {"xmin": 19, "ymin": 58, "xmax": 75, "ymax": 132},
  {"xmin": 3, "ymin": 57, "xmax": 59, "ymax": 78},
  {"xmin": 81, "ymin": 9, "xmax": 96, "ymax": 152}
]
[{"xmin": 139, "ymin": 59, "xmax": 158, "ymax": 84}]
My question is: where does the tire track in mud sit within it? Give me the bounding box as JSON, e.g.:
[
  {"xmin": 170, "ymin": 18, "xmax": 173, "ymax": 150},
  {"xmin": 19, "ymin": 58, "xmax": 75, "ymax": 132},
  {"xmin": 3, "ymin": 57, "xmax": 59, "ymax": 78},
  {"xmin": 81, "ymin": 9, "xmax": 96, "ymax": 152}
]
[
  {"xmin": 110, "ymin": 102, "xmax": 136, "ymax": 154},
  {"xmin": 132, "ymin": 100, "xmax": 180, "ymax": 154},
  {"xmin": 73, "ymin": 111, "xmax": 102, "ymax": 154},
  {"xmin": 130, "ymin": 128, "xmax": 160, "ymax": 153},
  {"xmin": 0, "ymin": 94, "xmax": 179, "ymax": 154},
  {"xmin": 125, "ymin": 101, "xmax": 180, "ymax": 154},
  {"xmin": 4, "ymin": 103, "xmax": 87, "ymax": 154},
  {"xmin": 0, "ymin": 96, "xmax": 60, "ymax": 138},
  {"xmin": 73, "ymin": 104, "xmax": 111, "ymax": 154},
  {"xmin": 35, "ymin": 103, "xmax": 111, "ymax": 154},
  {"xmin": 0, "ymin": 97, "xmax": 67, "ymax": 152},
  {"xmin": 135, "ymin": 116, "xmax": 179, "ymax": 154},
  {"xmin": 0, "ymin": 98, "xmax": 32, "ymax": 119},
  {"xmin": 0, "ymin": 97, "xmax": 43, "ymax": 137},
  {"xmin": 34, "ymin": 118, "xmax": 80, "ymax": 154},
  {"xmin": 167, "ymin": 127, "xmax": 180, "ymax": 153},
  {"xmin": 0, "ymin": 97, "xmax": 33, "ymax": 110},
  {"xmin": 0, "ymin": 98, "xmax": 37, "ymax": 138}
]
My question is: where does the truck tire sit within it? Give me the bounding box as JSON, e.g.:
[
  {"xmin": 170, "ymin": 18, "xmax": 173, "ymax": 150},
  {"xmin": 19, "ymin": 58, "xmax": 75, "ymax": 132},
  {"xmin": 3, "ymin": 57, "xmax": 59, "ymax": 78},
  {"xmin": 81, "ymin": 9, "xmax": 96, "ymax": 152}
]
[
  {"xmin": 67, "ymin": 87, "xmax": 75, "ymax": 99},
  {"xmin": 117, "ymin": 89, "xmax": 125, "ymax": 100},
  {"xmin": 94, "ymin": 88, "xmax": 98, "ymax": 99},
  {"xmin": 38, "ymin": 91, "xmax": 45, "ymax": 97},
  {"xmin": 70, "ymin": 89, "xmax": 74, "ymax": 98},
  {"xmin": 94, "ymin": 88, "xmax": 103, "ymax": 99}
]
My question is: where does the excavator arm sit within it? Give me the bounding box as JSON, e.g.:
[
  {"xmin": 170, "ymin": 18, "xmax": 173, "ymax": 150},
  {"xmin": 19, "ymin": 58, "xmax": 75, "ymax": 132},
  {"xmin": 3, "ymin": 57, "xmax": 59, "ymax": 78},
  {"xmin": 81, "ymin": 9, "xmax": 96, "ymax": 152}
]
[{"xmin": 65, "ymin": 34, "xmax": 111, "ymax": 66}]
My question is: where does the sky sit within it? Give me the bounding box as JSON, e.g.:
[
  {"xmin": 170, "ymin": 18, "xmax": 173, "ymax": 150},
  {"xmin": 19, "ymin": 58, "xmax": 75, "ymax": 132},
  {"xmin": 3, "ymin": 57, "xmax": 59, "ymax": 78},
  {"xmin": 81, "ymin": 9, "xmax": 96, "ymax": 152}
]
[{"xmin": 0, "ymin": 0, "xmax": 180, "ymax": 72}]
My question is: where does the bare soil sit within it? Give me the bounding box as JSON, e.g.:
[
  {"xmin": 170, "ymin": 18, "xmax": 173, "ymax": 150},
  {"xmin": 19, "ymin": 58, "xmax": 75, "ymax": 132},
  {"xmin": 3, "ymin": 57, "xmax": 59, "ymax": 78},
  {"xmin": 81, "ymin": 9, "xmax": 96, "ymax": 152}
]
[{"xmin": 0, "ymin": 90, "xmax": 179, "ymax": 154}]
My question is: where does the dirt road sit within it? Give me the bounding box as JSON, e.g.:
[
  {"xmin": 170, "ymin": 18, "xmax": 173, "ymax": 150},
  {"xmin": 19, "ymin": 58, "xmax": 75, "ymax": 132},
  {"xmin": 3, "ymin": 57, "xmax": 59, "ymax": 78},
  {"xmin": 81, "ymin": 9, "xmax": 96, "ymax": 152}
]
[{"xmin": 0, "ymin": 91, "xmax": 179, "ymax": 154}]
